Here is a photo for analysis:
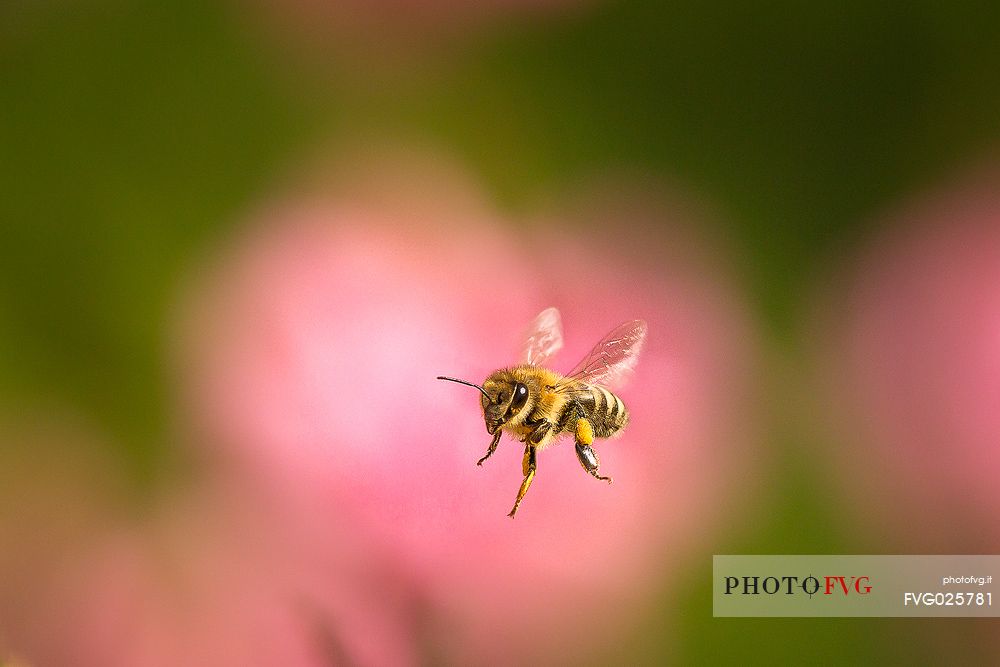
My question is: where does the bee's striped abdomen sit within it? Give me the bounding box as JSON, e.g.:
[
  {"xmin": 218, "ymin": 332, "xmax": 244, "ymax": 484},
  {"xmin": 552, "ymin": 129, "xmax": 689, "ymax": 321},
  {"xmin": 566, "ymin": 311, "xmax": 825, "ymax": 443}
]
[
  {"xmin": 556, "ymin": 383, "xmax": 628, "ymax": 439},
  {"xmin": 589, "ymin": 385, "xmax": 628, "ymax": 437}
]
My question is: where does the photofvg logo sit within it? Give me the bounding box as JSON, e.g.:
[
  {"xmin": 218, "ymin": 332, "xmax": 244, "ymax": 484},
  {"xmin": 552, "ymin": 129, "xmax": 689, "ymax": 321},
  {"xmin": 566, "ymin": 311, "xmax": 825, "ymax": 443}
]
[
  {"xmin": 723, "ymin": 574, "xmax": 872, "ymax": 597},
  {"xmin": 713, "ymin": 555, "xmax": 1000, "ymax": 617}
]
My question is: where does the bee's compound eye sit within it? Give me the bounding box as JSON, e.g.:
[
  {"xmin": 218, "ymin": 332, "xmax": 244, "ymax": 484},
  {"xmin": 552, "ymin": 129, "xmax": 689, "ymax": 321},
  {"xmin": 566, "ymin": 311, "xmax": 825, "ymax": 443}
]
[{"xmin": 511, "ymin": 383, "xmax": 529, "ymax": 410}]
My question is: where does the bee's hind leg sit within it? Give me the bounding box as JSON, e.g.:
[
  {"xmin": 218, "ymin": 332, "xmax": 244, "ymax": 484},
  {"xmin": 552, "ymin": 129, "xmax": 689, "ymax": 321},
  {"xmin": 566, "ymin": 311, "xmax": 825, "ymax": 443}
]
[
  {"xmin": 574, "ymin": 418, "xmax": 613, "ymax": 484},
  {"xmin": 507, "ymin": 444, "xmax": 537, "ymax": 518},
  {"xmin": 477, "ymin": 430, "xmax": 502, "ymax": 466}
]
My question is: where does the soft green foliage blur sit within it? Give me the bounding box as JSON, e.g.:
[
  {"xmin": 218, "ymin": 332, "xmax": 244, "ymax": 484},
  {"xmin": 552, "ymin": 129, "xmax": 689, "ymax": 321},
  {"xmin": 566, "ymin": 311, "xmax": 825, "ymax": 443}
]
[{"xmin": 3, "ymin": 0, "xmax": 1000, "ymax": 663}]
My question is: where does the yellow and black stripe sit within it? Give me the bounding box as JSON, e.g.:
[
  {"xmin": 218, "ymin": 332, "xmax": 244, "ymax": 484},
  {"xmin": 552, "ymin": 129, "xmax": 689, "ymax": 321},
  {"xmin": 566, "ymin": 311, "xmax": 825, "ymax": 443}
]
[{"xmin": 556, "ymin": 384, "xmax": 629, "ymax": 439}]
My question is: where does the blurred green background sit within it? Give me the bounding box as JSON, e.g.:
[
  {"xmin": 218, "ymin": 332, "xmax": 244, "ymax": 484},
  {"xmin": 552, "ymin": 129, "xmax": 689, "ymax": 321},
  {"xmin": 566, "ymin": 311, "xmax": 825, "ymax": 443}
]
[{"xmin": 3, "ymin": 0, "xmax": 1000, "ymax": 662}]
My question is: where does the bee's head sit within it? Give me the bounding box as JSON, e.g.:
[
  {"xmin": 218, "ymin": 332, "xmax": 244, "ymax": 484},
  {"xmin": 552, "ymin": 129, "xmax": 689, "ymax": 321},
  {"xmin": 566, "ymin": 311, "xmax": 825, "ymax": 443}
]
[
  {"xmin": 437, "ymin": 370, "xmax": 531, "ymax": 435},
  {"xmin": 480, "ymin": 370, "xmax": 532, "ymax": 434}
]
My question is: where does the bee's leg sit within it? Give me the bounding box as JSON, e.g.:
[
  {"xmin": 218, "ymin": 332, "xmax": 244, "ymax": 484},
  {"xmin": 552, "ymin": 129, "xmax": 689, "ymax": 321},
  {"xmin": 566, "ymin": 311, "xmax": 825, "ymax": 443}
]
[
  {"xmin": 477, "ymin": 430, "xmax": 503, "ymax": 466},
  {"xmin": 574, "ymin": 418, "xmax": 613, "ymax": 484},
  {"xmin": 507, "ymin": 444, "xmax": 537, "ymax": 518},
  {"xmin": 527, "ymin": 420, "xmax": 553, "ymax": 446}
]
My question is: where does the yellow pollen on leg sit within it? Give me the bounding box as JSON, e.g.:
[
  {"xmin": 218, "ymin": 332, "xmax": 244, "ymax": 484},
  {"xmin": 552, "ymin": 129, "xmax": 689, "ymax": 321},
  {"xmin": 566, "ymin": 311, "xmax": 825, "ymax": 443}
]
[{"xmin": 576, "ymin": 418, "xmax": 594, "ymax": 445}]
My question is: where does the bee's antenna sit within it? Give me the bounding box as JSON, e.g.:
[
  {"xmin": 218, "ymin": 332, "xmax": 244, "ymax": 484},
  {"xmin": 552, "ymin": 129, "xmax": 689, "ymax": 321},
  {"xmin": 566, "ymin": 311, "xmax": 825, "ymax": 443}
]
[{"xmin": 436, "ymin": 376, "xmax": 490, "ymax": 399}]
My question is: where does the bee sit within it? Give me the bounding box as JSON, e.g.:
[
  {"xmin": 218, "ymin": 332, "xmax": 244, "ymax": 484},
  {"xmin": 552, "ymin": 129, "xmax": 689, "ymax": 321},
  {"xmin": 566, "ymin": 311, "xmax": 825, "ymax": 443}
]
[{"xmin": 438, "ymin": 307, "xmax": 647, "ymax": 517}]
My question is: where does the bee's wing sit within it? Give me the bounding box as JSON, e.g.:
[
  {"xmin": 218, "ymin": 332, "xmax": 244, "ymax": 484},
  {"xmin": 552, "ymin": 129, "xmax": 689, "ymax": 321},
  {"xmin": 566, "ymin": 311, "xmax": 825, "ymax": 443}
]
[
  {"xmin": 561, "ymin": 319, "xmax": 647, "ymax": 390},
  {"xmin": 520, "ymin": 307, "xmax": 564, "ymax": 367}
]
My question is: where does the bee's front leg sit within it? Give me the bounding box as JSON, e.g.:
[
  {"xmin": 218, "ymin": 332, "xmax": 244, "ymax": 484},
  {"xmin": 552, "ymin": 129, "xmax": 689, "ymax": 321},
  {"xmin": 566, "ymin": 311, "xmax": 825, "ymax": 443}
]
[
  {"xmin": 477, "ymin": 430, "xmax": 503, "ymax": 466},
  {"xmin": 574, "ymin": 418, "xmax": 613, "ymax": 484},
  {"xmin": 527, "ymin": 420, "xmax": 553, "ymax": 446},
  {"xmin": 508, "ymin": 444, "xmax": 537, "ymax": 518}
]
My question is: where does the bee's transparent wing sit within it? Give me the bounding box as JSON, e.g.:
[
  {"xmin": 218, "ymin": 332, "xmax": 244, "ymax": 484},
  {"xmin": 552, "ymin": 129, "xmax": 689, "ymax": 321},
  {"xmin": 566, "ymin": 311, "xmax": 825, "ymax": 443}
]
[
  {"xmin": 561, "ymin": 319, "xmax": 647, "ymax": 390},
  {"xmin": 520, "ymin": 307, "xmax": 564, "ymax": 367}
]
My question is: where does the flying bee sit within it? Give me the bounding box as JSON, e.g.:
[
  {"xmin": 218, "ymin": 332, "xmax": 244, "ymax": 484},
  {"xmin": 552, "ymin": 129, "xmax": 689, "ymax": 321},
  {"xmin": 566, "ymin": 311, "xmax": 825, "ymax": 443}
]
[{"xmin": 438, "ymin": 307, "xmax": 647, "ymax": 517}]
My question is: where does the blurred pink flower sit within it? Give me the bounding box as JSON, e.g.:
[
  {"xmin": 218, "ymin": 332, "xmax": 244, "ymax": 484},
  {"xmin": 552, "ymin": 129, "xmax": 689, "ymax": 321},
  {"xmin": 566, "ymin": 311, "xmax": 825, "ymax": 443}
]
[
  {"xmin": 43, "ymin": 477, "xmax": 419, "ymax": 667},
  {"xmin": 0, "ymin": 413, "xmax": 122, "ymax": 666},
  {"xmin": 177, "ymin": 159, "xmax": 757, "ymax": 663},
  {"xmin": 820, "ymin": 166, "xmax": 1000, "ymax": 552}
]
